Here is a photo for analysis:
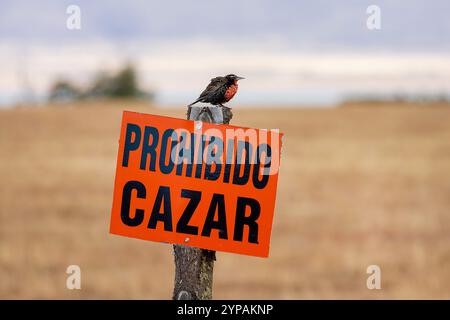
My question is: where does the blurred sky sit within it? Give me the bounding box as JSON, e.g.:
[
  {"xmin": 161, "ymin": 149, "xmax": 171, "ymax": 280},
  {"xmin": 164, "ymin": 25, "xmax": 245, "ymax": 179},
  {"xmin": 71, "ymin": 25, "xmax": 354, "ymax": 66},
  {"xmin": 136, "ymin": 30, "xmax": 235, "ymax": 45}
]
[{"xmin": 1, "ymin": 0, "xmax": 450, "ymax": 106}]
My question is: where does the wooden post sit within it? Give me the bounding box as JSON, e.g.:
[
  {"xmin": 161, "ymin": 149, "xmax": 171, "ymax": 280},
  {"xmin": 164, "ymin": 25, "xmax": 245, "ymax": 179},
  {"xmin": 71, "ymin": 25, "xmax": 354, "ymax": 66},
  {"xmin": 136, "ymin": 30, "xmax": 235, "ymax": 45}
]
[{"xmin": 172, "ymin": 105, "xmax": 233, "ymax": 300}]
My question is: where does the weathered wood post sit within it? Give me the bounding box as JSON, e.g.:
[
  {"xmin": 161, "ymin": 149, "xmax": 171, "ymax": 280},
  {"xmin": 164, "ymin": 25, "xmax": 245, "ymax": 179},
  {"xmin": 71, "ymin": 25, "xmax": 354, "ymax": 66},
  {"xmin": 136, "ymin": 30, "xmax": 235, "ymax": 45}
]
[{"xmin": 172, "ymin": 105, "xmax": 233, "ymax": 300}]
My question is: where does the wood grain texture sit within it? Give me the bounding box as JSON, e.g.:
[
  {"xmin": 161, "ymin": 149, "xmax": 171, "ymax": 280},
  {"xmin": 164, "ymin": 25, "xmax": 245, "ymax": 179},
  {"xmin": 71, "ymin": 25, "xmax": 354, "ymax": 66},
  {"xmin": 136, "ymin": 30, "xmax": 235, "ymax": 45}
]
[{"xmin": 172, "ymin": 105, "xmax": 233, "ymax": 300}]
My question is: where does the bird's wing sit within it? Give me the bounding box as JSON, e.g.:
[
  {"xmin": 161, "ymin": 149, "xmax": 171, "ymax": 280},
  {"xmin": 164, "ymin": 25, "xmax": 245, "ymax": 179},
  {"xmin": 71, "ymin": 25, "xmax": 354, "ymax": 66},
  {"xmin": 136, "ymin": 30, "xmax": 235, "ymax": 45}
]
[{"xmin": 198, "ymin": 77, "xmax": 227, "ymax": 102}]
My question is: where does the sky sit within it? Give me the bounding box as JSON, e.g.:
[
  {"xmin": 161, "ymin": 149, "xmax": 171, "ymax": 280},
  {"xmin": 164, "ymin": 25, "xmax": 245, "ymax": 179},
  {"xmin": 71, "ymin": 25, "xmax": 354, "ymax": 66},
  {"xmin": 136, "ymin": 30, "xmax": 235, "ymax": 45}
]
[{"xmin": 1, "ymin": 0, "xmax": 450, "ymax": 106}]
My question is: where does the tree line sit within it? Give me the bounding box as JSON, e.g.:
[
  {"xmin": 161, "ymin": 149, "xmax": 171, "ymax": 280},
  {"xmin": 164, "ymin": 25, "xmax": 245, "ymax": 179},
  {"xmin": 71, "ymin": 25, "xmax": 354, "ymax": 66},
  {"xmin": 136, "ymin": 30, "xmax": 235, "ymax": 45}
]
[{"xmin": 48, "ymin": 64, "xmax": 154, "ymax": 102}]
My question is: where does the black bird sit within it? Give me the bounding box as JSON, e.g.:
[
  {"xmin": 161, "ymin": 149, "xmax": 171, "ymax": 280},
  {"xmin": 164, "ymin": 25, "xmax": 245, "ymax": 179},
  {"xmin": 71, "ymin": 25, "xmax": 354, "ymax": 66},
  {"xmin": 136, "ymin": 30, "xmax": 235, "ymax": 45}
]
[{"xmin": 188, "ymin": 74, "xmax": 244, "ymax": 107}]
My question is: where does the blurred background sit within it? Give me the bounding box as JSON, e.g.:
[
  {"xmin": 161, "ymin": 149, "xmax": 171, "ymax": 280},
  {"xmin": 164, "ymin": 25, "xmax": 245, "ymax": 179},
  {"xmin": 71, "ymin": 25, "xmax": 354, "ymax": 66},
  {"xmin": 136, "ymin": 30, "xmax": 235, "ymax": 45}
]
[{"xmin": 0, "ymin": 0, "xmax": 449, "ymax": 299}]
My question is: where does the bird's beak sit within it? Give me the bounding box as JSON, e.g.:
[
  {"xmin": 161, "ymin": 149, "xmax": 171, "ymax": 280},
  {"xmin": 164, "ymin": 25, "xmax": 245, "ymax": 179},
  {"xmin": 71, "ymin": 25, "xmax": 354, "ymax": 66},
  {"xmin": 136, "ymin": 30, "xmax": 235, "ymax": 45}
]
[{"xmin": 236, "ymin": 76, "xmax": 245, "ymax": 80}]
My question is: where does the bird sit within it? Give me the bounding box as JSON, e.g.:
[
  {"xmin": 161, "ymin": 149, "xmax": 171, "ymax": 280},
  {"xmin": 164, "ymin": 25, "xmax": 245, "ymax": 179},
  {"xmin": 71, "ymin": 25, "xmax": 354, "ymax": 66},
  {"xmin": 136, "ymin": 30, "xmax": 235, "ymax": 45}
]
[{"xmin": 188, "ymin": 74, "xmax": 244, "ymax": 108}]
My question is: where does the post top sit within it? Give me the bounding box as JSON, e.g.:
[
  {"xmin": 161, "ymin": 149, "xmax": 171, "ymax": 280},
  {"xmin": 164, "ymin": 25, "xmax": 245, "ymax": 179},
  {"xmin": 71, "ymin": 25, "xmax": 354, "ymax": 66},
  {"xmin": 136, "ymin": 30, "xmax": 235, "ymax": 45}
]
[{"xmin": 187, "ymin": 105, "xmax": 233, "ymax": 124}]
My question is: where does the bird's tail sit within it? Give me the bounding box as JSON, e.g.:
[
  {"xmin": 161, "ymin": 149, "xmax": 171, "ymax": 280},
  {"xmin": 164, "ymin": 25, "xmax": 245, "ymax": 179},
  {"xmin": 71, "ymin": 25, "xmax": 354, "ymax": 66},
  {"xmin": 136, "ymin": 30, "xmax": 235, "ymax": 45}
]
[{"xmin": 188, "ymin": 98, "xmax": 201, "ymax": 107}]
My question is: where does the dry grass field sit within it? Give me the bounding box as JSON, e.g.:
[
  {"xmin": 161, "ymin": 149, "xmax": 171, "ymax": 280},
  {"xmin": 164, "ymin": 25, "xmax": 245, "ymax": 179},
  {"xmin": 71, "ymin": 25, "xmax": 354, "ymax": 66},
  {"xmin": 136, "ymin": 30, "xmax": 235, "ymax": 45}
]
[{"xmin": 0, "ymin": 100, "xmax": 449, "ymax": 299}]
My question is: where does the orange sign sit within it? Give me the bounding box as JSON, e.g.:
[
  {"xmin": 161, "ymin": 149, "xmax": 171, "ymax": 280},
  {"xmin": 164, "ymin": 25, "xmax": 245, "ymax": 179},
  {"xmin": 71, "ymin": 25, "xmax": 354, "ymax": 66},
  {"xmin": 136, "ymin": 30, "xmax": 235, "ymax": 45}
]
[{"xmin": 110, "ymin": 111, "xmax": 283, "ymax": 257}]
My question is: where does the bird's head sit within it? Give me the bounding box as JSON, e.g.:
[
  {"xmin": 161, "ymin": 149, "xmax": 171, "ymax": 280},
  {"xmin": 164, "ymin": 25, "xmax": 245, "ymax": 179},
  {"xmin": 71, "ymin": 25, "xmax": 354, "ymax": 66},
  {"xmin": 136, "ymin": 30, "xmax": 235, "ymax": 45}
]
[{"xmin": 225, "ymin": 74, "xmax": 245, "ymax": 84}]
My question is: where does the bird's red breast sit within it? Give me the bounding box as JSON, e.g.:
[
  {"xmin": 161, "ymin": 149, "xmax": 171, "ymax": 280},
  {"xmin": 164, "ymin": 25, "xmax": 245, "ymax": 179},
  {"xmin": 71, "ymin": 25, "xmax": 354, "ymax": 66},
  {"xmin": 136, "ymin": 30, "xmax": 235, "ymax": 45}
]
[{"xmin": 224, "ymin": 83, "xmax": 238, "ymax": 102}]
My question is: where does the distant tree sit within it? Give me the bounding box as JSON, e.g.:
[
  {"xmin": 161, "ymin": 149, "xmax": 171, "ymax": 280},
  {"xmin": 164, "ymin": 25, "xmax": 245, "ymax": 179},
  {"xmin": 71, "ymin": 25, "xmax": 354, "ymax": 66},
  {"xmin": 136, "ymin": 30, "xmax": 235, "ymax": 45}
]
[
  {"xmin": 85, "ymin": 72, "xmax": 115, "ymax": 99},
  {"xmin": 48, "ymin": 63, "xmax": 154, "ymax": 103},
  {"xmin": 48, "ymin": 80, "xmax": 81, "ymax": 102},
  {"xmin": 110, "ymin": 64, "xmax": 141, "ymax": 97}
]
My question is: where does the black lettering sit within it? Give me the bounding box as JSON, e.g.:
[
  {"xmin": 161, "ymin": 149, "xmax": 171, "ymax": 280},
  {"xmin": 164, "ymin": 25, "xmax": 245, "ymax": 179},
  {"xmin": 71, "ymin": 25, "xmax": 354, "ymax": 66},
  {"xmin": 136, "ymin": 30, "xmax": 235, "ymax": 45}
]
[
  {"xmin": 159, "ymin": 129, "xmax": 177, "ymax": 174},
  {"xmin": 122, "ymin": 124, "xmax": 141, "ymax": 167},
  {"xmin": 121, "ymin": 180, "xmax": 146, "ymax": 226},
  {"xmin": 204, "ymin": 136, "xmax": 223, "ymax": 181},
  {"xmin": 176, "ymin": 189, "xmax": 201, "ymax": 235},
  {"xmin": 223, "ymin": 139, "xmax": 234, "ymax": 183},
  {"xmin": 148, "ymin": 186, "xmax": 173, "ymax": 231},
  {"xmin": 140, "ymin": 126, "xmax": 159, "ymax": 171},
  {"xmin": 232, "ymin": 141, "xmax": 252, "ymax": 185},
  {"xmin": 201, "ymin": 194, "xmax": 228, "ymax": 239},
  {"xmin": 233, "ymin": 197, "xmax": 260, "ymax": 244},
  {"xmin": 194, "ymin": 137, "xmax": 206, "ymax": 179},
  {"xmin": 176, "ymin": 132, "xmax": 195, "ymax": 177},
  {"xmin": 252, "ymin": 144, "xmax": 271, "ymax": 189}
]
